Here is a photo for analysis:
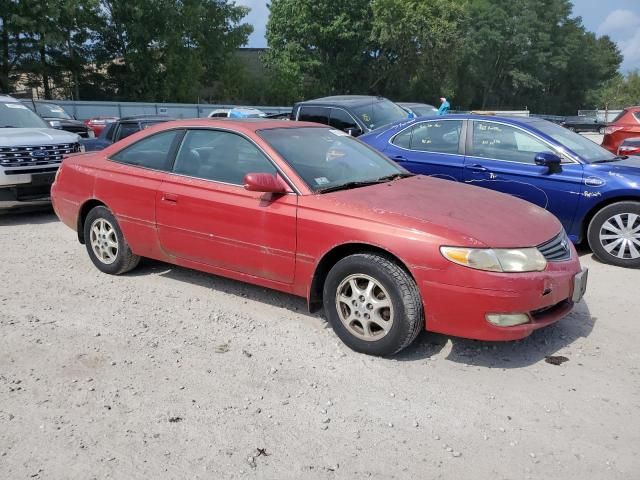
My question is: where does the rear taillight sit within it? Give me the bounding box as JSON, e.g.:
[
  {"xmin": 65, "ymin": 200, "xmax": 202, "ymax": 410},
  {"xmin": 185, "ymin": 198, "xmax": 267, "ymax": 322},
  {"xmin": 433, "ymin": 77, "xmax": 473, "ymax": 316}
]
[
  {"xmin": 604, "ymin": 126, "xmax": 624, "ymax": 135},
  {"xmin": 618, "ymin": 145, "xmax": 640, "ymax": 156}
]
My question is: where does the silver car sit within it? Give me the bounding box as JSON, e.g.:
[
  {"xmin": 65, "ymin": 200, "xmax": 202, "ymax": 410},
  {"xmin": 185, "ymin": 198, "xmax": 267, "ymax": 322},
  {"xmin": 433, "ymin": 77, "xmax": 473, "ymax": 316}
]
[{"xmin": 0, "ymin": 95, "xmax": 81, "ymax": 210}]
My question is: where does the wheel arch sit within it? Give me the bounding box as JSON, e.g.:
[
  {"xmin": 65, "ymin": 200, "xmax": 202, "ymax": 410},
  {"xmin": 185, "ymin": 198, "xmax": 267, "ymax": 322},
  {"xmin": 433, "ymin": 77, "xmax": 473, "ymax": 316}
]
[
  {"xmin": 77, "ymin": 199, "xmax": 107, "ymax": 244},
  {"xmin": 307, "ymin": 242, "xmax": 417, "ymax": 313},
  {"xmin": 581, "ymin": 195, "xmax": 640, "ymax": 243}
]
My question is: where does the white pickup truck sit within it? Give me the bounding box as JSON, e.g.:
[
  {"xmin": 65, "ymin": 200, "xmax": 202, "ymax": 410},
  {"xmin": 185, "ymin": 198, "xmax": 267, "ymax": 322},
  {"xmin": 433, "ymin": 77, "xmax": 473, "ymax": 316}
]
[{"xmin": 0, "ymin": 94, "xmax": 82, "ymax": 210}]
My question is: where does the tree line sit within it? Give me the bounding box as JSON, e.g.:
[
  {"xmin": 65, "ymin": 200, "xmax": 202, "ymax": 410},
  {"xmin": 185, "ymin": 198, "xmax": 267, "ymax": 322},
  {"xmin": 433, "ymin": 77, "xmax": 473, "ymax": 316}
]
[
  {"xmin": 0, "ymin": 0, "xmax": 252, "ymax": 102},
  {"xmin": 0, "ymin": 0, "xmax": 637, "ymax": 114}
]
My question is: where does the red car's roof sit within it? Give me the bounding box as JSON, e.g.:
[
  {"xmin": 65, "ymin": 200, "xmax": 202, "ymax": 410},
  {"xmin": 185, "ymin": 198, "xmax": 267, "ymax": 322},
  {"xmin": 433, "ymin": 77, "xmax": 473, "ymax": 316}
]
[{"xmin": 148, "ymin": 118, "xmax": 324, "ymax": 133}]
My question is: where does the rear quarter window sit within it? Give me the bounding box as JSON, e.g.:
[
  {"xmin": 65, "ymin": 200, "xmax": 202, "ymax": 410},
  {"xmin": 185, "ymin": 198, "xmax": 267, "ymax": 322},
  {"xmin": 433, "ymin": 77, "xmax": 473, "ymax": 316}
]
[{"xmin": 298, "ymin": 106, "xmax": 330, "ymax": 125}]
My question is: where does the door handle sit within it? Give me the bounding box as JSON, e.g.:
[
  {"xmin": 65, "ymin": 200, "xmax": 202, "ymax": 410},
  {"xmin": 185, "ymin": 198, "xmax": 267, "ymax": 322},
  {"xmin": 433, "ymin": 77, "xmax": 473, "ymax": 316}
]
[
  {"xmin": 162, "ymin": 193, "xmax": 178, "ymax": 203},
  {"xmin": 392, "ymin": 155, "xmax": 407, "ymax": 162},
  {"xmin": 467, "ymin": 164, "xmax": 488, "ymax": 172}
]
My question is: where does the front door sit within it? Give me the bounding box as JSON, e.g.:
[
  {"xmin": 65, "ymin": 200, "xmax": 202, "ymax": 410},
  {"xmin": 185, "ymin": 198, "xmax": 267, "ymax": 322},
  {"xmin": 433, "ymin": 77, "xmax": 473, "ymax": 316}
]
[
  {"xmin": 385, "ymin": 119, "xmax": 466, "ymax": 181},
  {"xmin": 463, "ymin": 120, "xmax": 584, "ymax": 233},
  {"xmin": 156, "ymin": 129, "xmax": 297, "ymax": 284}
]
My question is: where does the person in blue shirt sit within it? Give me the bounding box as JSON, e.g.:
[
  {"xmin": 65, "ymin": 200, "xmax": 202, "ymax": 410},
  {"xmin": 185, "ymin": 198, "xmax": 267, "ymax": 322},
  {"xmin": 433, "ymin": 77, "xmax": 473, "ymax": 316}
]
[{"xmin": 437, "ymin": 97, "xmax": 450, "ymax": 115}]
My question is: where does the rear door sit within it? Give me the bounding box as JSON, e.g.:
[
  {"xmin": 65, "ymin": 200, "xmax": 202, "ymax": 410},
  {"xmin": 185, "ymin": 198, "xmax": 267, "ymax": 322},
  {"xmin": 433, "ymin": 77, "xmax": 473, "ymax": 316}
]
[
  {"xmin": 385, "ymin": 119, "xmax": 466, "ymax": 181},
  {"xmin": 463, "ymin": 119, "xmax": 584, "ymax": 232},
  {"xmin": 156, "ymin": 129, "xmax": 298, "ymax": 284}
]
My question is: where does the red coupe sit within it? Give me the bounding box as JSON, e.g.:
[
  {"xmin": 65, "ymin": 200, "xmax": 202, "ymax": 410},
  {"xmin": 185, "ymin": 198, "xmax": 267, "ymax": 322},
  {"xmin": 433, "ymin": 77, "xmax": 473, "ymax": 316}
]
[{"xmin": 51, "ymin": 119, "xmax": 587, "ymax": 356}]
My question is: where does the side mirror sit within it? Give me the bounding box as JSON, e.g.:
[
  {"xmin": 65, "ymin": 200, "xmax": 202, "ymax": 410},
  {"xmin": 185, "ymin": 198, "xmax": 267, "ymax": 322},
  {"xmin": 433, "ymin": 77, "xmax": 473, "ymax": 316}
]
[
  {"xmin": 344, "ymin": 127, "xmax": 362, "ymax": 137},
  {"xmin": 534, "ymin": 152, "xmax": 562, "ymax": 173},
  {"xmin": 243, "ymin": 173, "xmax": 288, "ymax": 193}
]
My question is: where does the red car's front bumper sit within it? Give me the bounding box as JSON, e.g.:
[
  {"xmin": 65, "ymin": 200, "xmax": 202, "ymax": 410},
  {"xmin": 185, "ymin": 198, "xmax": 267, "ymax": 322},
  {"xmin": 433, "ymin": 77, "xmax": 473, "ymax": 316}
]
[{"xmin": 417, "ymin": 252, "xmax": 584, "ymax": 341}]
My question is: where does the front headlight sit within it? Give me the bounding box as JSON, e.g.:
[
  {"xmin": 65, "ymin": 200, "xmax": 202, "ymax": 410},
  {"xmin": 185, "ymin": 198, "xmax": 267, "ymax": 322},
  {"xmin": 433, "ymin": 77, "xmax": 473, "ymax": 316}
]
[{"xmin": 440, "ymin": 246, "xmax": 547, "ymax": 272}]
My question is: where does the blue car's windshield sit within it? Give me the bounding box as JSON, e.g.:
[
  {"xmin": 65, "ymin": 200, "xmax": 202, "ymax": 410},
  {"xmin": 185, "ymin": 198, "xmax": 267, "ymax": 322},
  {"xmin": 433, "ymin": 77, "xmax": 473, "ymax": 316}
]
[{"xmin": 533, "ymin": 121, "xmax": 617, "ymax": 163}]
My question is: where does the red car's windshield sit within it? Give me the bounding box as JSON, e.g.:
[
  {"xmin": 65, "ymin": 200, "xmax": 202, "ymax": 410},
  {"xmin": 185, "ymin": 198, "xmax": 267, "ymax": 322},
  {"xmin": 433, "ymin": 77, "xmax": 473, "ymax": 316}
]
[{"xmin": 258, "ymin": 127, "xmax": 408, "ymax": 192}]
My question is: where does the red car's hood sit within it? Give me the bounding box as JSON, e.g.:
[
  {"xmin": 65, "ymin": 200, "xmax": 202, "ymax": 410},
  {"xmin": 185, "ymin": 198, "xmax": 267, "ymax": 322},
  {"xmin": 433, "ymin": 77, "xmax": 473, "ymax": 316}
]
[{"xmin": 318, "ymin": 175, "xmax": 562, "ymax": 248}]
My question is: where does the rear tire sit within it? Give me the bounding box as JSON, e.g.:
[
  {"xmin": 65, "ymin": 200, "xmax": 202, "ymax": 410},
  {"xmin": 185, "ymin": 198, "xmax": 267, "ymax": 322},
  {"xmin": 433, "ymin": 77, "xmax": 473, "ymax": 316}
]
[
  {"xmin": 587, "ymin": 201, "xmax": 640, "ymax": 268},
  {"xmin": 322, "ymin": 253, "xmax": 423, "ymax": 356},
  {"xmin": 83, "ymin": 206, "xmax": 140, "ymax": 274}
]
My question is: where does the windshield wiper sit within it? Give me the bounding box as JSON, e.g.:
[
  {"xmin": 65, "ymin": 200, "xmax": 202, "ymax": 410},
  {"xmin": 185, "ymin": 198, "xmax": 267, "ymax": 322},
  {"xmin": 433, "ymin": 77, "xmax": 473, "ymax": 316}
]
[
  {"xmin": 318, "ymin": 179, "xmax": 384, "ymax": 193},
  {"xmin": 592, "ymin": 155, "xmax": 628, "ymax": 163},
  {"xmin": 375, "ymin": 172, "xmax": 414, "ymax": 182},
  {"xmin": 318, "ymin": 173, "xmax": 414, "ymax": 194},
  {"xmin": 0, "ymin": 125, "xmax": 16, "ymax": 128}
]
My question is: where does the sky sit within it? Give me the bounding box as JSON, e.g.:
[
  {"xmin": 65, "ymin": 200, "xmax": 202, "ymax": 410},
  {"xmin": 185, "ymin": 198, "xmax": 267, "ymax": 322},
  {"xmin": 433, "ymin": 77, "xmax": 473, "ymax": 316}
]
[{"xmin": 237, "ymin": 0, "xmax": 640, "ymax": 73}]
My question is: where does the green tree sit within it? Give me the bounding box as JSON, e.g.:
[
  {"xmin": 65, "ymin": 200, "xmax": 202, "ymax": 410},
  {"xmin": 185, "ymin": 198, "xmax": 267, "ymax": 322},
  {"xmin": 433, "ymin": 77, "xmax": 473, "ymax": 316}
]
[
  {"xmin": 369, "ymin": 0, "xmax": 468, "ymax": 100},
  {"xmin": 265, "ymin": 0, "xmax": 373, "ymax": 101},
  {"xmin": 589, "ymin": 71, "xmax": 640, "ymax": 110},
  {"xmin": 95, "ymin": 0, "xmax": 252, "ymax": 102}
]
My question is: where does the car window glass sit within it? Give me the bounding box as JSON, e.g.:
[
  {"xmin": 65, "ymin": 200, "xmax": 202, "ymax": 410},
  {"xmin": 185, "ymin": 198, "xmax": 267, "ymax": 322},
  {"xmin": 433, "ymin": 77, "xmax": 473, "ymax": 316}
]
[
  {"xmin": 298, "ymin": 106, "xmax": 330, "ymax": 125},
  {"xmin": 410, "ymin": 120, "xmax": 462, "ymax": 154},
  {"xmin": 471, "ymin": 121, "xmax": 550, "ymax": 164},
  {"xmin": 117, "ymin": 122, "xmax": 141, "ymax": 140},
  {"xmin": 104, "ymin": 123, "xmax": 116, "ymax": 141},
  {"xmin": 634, "ymin": 112, "xmax": 640, "ymax": 122},
  {"xmin": 173, "ymin": 130, "xmax": 276, "ymax": 185},
  {"xmin": 259, "ymin": 127, "xmax": 402, "ymax": 192},
  {"xmin": 110, "ymin": 130, "xmax": 179, "ymax": 170},
  {"xmin": 391, "ymin": 127, "xmax": 412, "ymax": 149},
  {"xmin": 329, "ymin": 109, "xmax": 359, "ymax": 132}
]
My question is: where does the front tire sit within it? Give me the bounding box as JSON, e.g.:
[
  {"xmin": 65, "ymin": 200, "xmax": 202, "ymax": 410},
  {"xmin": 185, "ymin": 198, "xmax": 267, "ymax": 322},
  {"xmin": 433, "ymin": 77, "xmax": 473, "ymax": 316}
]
[
  {"xmin": 323, "ymin": 253, "xmax": 423, "ymax": 356},
  {"xmin": 587, "ymin": 201, "xmax": 640, "ymax": 268},
  {"xmin": 84, "ymin": 206, "xmax": 140, "ymax": 274}
]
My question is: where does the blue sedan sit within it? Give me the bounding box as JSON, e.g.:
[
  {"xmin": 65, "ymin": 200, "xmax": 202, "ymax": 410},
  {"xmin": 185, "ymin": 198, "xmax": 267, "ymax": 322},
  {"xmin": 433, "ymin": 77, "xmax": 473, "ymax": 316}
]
[{"xmin": 360, "ymin": 114, "xmax": 640, "ymax": 268}]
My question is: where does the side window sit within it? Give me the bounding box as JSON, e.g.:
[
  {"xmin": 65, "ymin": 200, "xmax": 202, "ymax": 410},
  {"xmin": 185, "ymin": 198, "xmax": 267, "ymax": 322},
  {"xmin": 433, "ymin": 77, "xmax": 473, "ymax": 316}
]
[
  {"xmin": 391, "ymin": 128, "xmax": 412, "ymax": 149},
  {"xmin": 110, "ymin": 130, "xmax": 180, "ymax": 170},
  {"xmin": 471, "ymin": 121, "xmax": 550, "ymax": 164},
  {"xmin": 329, "ymin": 108, "xmax": 360, "ymax": 132},
  {"xmin": 116, "ymin": 122, "xmax": 140, "ymax": 141},
  {"xmin": 104, "ymin": 123, "xmax": 116, "ymax": 141},
  {"xmin": 410, "ymin": 120, "xmax": 462, "ymax": 154},
  {"xmin": 634, "ymin": 112, "xmax": 640, "ymax": 122},
  {"xmin": 298, "ymin": 106, "xmax": 330, "ymax": 125},
  {"xmin": 172, "ymin": 130, "xmax": 276, "ymax": 185}
]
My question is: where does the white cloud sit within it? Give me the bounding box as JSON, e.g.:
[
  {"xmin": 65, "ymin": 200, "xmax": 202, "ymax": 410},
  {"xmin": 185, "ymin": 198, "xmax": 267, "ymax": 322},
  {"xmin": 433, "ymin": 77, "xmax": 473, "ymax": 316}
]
[
  {"xmin": 619, "ymin": 29, "xmax": 640, "ymax": 71},
  {"xmin": 596, "ymin": 9, "xmax": 640, "ymax": 72},
  {"xmin": 597, "ymin": 9, "xmax": 640, "ymax": 36}
]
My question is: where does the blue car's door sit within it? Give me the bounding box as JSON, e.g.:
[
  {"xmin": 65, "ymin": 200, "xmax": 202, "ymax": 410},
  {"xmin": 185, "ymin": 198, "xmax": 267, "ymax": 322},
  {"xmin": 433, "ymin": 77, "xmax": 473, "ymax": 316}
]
[
  {"xmin": 463, "ymin": 119, "xmax": 584, "ymax": 235},
  {"xmin": 385, "ymin": 119, "xmax": 466, "ymax": 181}
]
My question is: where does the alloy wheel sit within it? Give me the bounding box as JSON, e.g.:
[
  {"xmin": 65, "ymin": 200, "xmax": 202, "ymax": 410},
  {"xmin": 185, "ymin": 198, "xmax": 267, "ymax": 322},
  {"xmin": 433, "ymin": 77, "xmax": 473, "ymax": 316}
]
[
  {"xmin": 335, "ymin": 274, "xmax": 394, "ymax": 341},
  {"xmin": 89, "ymin": 218, "xmax": 119, "ymax": 264}
]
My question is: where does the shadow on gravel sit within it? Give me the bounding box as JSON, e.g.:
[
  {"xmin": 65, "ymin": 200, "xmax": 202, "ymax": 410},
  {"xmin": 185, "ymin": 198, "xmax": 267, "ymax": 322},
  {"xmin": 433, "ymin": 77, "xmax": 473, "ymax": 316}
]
[
  {"xmin": 0, "ymin": 207, "xmax": 57, "ymax": 226},
  {"xmin": 129, "ymin": 258, "xmax": 321, "ymax": 322},
  {"xmin": 127, "ymin": 259, "xmax": 595, "ymax": 368},
  {"xmin": 396, "ymin": 301, "xmax": 595, "ymax": 368}
]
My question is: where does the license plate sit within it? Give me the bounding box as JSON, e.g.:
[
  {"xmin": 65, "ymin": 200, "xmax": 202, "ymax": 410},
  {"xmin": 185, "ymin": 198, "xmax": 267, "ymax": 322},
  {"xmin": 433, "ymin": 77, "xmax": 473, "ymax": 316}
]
[
  {"xmin": 31, "ymin": 172, "xmax": 56, "ymax": 186},
  {"xmin": 572, "ymin": 268, "xmax": 588, "ymax": 303}
]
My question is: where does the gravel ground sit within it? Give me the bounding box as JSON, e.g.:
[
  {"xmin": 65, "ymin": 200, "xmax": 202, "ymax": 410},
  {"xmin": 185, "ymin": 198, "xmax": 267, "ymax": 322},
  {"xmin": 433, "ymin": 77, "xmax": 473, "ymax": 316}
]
[{"xmin": 1, "ymin": 209, "xmax": 638, "ymax": 480}]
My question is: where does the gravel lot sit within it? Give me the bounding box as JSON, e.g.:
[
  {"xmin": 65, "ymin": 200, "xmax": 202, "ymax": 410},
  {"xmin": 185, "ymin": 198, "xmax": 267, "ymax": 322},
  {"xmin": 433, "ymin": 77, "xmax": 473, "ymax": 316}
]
[{"xmin": 1, "ymin": 209, "xmax": 638, "ymax": 480}]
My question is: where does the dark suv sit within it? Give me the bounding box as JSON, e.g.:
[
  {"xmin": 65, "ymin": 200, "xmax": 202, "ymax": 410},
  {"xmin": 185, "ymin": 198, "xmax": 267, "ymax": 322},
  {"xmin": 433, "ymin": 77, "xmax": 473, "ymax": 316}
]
[
  {"xmin": 22, "ymin": 100, "xmax": 93, "ymax": 138},
  {"xmin": 291, "ymin": 95, "xmax": 410, "ymax": 136},
  {"xmin": 80, "ymin": 115, "xmax": 173, "ymax": 151}
]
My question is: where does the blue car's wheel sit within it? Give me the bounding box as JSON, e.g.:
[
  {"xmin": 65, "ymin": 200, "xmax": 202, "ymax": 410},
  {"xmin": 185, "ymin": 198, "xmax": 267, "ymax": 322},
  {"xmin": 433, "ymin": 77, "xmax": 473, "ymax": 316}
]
[{"xmin": 588, "ymin": 201, "xmax": 640, "ymax": 268}]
